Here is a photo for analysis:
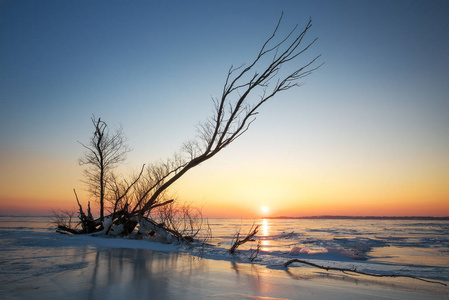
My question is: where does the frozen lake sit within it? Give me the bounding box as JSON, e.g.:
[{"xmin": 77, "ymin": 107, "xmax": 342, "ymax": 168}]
[{"xmin": 1, "ymin": 215, "xmax": 448, "ymax": 299}]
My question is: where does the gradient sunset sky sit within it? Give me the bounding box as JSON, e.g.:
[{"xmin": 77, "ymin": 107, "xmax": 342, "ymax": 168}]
[{"xmin": 1, "ymin": 0, "xmax": 448, "ymax": 218}]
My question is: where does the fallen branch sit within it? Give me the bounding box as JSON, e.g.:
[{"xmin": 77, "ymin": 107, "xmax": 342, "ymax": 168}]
[
  {"xmin": 56, "ymin": 225, "xmax": 80, "ymax": 235},
  {"xmin": 284, "ymin": 259, "xmax": 447, "ymax": 286}
]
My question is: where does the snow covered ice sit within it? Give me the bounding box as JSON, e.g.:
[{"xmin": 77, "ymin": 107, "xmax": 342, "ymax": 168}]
[{"xmin": 1, "ymin": 216, "xmax": 448, "ymax": 299}]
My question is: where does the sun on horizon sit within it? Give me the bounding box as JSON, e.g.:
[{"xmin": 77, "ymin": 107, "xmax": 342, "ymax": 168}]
[{"xmin": 261, "ymin": 206, "xmax": 269, "ymax": 214}]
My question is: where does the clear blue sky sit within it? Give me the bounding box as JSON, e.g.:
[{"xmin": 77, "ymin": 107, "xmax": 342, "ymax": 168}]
[{"xmin": 1, "ymin": 0, "xmax": 448, "ymax": 217}]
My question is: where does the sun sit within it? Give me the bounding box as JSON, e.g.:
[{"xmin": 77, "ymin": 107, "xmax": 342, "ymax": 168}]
[{"xmin": 261, "ymin": 206, "xmax": 269, "ymax": 214}]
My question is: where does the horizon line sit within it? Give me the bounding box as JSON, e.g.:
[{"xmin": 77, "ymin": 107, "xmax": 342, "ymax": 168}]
[
  {"xmin": 263, "ymin": 215, "xmax": 449, "ymax": 220},
  {"xmin": 1, "ymin": 214, "xmax": 449, "ymax": 220}
]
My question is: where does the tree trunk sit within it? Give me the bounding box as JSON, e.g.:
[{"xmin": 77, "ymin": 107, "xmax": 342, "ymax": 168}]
[{"xmin": 138, "ymin": 218, "xmax": 179, "ymax": 244}]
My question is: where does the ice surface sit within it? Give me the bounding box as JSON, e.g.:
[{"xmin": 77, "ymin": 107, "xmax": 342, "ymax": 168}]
[{"xmin": 1, "ymin": 216, "xmax": 448, "ymax": 299}]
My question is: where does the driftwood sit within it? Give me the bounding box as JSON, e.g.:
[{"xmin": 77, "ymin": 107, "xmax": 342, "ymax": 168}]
[{"xmin": 284, "ymin": 259, "xmax": 447, "ymax": 286}]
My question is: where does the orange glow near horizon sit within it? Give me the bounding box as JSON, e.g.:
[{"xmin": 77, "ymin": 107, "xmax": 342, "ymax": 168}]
[
  {"xmin": 1, "ymin": 169, "xmax": 448, "ymax": 217},
  {"xmin": 169, "ymin": 164, "xmax": 449, "ymax": 218},
  {"xmin": 1, "ymin": 149, "xmax": 448, "ymax": 218},
  {"xmin": 1, "ymin": 194, "xmax": 448, "ymax": 218},
  {"xmin": 194, "ymin": 194, "xmax": 449, "ymax": 218}
]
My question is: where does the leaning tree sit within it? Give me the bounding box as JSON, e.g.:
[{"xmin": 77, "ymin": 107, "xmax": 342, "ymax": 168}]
[
  {"xmin": 129, "ymin": 13, "xmax": 321, "ymax": 218},
  {"xmin": 68, "ymin": 13, "xmax": 321, "ymax": 241}
]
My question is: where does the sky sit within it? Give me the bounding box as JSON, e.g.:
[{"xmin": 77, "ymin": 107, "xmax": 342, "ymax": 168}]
[{"xmin": 1, "ymin": 0, "xmax": 448, "ymax": 218}]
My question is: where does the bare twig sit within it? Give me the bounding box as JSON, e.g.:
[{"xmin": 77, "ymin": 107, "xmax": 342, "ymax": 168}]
[
  {"xmin": 151, "ymin": 201, "xmax": 203, "ymax": 242},
  {"xmin": 249, "ymin": 240, "xmax": 262, "ymax": 262},
  {"xmin": 51, "ymin": 209, "xmax": 77, "ymax": 231},
  {"xmin": 230, "ymin": 223, "xmax": 260, "ymax": 254}
]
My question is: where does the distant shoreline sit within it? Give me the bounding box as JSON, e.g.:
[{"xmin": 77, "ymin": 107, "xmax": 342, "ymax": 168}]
[{"xmin": 264, "ymin": 216, "xmax": 449, "ymax": 220}]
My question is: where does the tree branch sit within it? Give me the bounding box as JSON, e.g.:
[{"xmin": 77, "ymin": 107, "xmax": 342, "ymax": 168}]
[{"xmin": 284, "ymin": 259, "xmax": 447, "ymax": 286}]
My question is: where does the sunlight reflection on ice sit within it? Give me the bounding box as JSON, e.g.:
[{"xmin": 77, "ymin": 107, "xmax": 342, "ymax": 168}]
[
  {"xmin": 260, "ymin": 219, "xmax": 271, "ymax": 251},
  {"xmin": 261, "ymin": 219, "xmax": 269, "ymax": 237},
  {"xmin": 260, "ymin": 240, "xmax": 270, "ymax": 252}
]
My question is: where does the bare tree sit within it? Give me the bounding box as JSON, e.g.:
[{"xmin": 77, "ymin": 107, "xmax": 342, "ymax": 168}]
[{"xmin": 79, "ymin": 116, "xmax": 131, "ymax": 221}]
